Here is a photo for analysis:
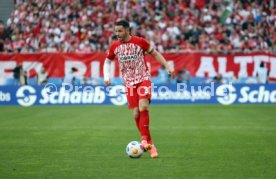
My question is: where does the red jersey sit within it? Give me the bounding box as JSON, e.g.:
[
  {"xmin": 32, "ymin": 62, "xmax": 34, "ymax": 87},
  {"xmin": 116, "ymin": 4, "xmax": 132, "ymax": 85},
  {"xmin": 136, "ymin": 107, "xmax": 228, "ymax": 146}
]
[{"xmin": 106, "ymin": 36, "xmax": 153, "ymax": 87}]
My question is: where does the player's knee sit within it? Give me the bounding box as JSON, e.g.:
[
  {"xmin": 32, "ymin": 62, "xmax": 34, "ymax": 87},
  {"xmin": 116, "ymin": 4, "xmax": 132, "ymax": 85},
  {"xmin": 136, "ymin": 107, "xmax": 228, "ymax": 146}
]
[{"xmin": 139, "ymin": 103, "xmax": 149, "ymax": 111}]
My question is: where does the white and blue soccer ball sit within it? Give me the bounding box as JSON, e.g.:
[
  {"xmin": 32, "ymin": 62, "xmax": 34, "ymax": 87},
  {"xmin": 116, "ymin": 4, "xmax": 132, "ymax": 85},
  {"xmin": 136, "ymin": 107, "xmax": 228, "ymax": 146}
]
[{"xmin": 126, "ymin": 141, "xmax": 144, "ymax": 158}]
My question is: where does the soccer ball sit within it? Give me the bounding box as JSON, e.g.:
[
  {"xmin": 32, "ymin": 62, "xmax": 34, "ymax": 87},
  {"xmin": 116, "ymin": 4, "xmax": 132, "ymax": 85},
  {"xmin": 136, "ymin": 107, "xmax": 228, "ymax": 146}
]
[{"xmin": 126, "ymin": 141, "xmax": 144, "ymax": 158}]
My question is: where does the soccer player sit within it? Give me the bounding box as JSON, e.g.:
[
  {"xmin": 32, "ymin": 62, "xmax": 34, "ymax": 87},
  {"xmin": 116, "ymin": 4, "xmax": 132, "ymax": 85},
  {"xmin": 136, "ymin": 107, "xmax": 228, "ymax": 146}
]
[{"xmin": 103, "ymin": 20, "xmax": 174, "ymax": 158}]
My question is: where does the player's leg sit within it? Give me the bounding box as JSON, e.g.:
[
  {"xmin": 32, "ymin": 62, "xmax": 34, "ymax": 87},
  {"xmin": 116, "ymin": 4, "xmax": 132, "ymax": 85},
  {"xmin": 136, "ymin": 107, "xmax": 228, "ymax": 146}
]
[
  {"xmin": 132, "ymin": 107, "xmax": 141, "ymax": 135},
  {"xmin": 139, "ymin": 98, "xmax": 158, "ymax": 158},
  {"xmin": 126, "ymin": 85, "xmax": 141, "ymax": 135},
  {"xmin": 139, "ymin": 98, "xmax": 152, "ymax": 148},
  {"xmin": 137, "ymin": 80, "xmax": 158, "ymax": 158},
  {"xmin": 137, "ymin": 80, "xmax": 153, "ymax": 150}
]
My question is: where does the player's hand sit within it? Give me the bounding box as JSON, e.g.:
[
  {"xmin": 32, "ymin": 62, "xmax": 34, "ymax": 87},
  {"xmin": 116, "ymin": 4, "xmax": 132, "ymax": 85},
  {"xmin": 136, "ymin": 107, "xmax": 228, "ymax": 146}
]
[
  {"xmin": 104, "ymin": 79, "xmax": 111, "ymax": 86},
  {"xmin": 167, "ymin": 68, "xmax": 175, "ymax": 79}
]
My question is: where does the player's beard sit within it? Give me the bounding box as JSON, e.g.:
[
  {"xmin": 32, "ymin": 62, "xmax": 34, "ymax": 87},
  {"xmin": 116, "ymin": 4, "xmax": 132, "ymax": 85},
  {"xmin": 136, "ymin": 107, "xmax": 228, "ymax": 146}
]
[{"xmin": 117, "ymin": 32, "xmax": 128, "ymax": 42}]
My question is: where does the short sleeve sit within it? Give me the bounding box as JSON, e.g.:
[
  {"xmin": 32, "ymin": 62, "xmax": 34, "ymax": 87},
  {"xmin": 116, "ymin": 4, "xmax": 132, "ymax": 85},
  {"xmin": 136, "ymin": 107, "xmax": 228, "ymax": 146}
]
[
  {"xmin": 106, "ymin": 43, "xmax": 116, "ymax": 60},
  {"xmin": 139, "ymin": 37, "xmax": 154, "ymax": 54}
]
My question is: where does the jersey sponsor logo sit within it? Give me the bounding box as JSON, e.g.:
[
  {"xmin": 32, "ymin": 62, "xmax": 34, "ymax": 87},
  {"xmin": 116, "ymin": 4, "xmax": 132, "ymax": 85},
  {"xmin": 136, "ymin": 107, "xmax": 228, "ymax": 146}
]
[{"xmin": 119, "ymin": 54, "xmax": 138, "ymax": 61}]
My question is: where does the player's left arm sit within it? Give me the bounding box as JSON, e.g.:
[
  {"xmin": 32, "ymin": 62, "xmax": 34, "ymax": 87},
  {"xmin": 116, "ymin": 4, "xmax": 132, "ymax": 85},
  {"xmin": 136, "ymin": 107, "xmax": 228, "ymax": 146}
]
[
  {"xmin": 139, "ymin": 37, "xmax": 174, "ymax": 77},
  {"xmin": 150, "ymin": 49, "xmax": 175, "ymax": 78}
]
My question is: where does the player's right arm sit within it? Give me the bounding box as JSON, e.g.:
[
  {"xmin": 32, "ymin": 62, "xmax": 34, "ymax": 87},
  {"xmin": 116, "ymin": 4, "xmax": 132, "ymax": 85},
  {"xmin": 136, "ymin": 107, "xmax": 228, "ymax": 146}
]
[
  {"xmin": 103, "ymin": 58, "xmax": 112, "ymax": 86},
  {"xmin": 104, "ymin": 43, "xmax": 116, "ymax": 86}
]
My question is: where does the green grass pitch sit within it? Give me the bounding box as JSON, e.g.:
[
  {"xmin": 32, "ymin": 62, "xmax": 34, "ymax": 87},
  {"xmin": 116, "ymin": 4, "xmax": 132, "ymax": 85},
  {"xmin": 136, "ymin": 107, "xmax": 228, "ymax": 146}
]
[{"xmin": 0, "ymin": 105, "xmax": 275, "ymax": 178}]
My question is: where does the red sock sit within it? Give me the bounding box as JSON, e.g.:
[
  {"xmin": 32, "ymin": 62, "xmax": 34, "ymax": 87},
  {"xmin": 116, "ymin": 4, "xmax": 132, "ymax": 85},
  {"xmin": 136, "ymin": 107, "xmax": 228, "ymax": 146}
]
[{"xmin": 139, "ymin": 110, "xmax": 152, "ymax": 144}]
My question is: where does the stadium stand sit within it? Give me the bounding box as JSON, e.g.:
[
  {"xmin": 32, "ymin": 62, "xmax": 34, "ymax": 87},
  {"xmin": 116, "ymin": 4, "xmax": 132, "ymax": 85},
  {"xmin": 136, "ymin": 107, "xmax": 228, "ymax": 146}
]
[{"xmin": 0, "ymin": 0, "xmax": 275, "ymax": 53}]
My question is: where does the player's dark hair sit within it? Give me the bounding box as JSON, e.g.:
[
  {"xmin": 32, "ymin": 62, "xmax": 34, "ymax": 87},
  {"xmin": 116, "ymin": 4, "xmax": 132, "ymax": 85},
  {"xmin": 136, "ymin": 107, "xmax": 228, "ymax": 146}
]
[{"xmin": 115, "ymin": 20, "xmax": 130, "ymax": 29}]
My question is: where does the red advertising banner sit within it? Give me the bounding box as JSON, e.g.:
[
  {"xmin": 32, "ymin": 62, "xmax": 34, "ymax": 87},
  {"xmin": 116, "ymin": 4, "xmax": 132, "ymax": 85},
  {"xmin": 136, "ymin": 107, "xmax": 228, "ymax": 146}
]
[{"xmin": 0, "ymin": 52, "xmax": 275, "ymax": 80}]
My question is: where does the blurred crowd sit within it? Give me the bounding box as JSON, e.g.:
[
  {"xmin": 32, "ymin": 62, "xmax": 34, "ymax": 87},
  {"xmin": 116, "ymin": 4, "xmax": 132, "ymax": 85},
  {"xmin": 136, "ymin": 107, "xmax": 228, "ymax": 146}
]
[{"xmin": 0, "ymin": 0, "xmax": 275, "ymax": 53}]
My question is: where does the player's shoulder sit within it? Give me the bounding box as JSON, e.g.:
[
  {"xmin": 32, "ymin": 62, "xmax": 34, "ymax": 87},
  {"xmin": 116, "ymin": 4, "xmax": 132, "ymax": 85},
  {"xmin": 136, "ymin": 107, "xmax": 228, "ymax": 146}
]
[
  {"xmin": 131, "ymin": 36, "xmax": 149, "ymax": 47},
  {"xmin": 131, "ymin": 36, "xmax": 146, "ymax": 42}
]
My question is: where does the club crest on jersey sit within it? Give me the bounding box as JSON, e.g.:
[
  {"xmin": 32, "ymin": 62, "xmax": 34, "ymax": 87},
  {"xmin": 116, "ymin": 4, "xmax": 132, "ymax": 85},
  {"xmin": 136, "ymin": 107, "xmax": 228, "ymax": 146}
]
[{"xmin": 119, "ymin": 55, "xmax": 138, "ymax": 61}]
